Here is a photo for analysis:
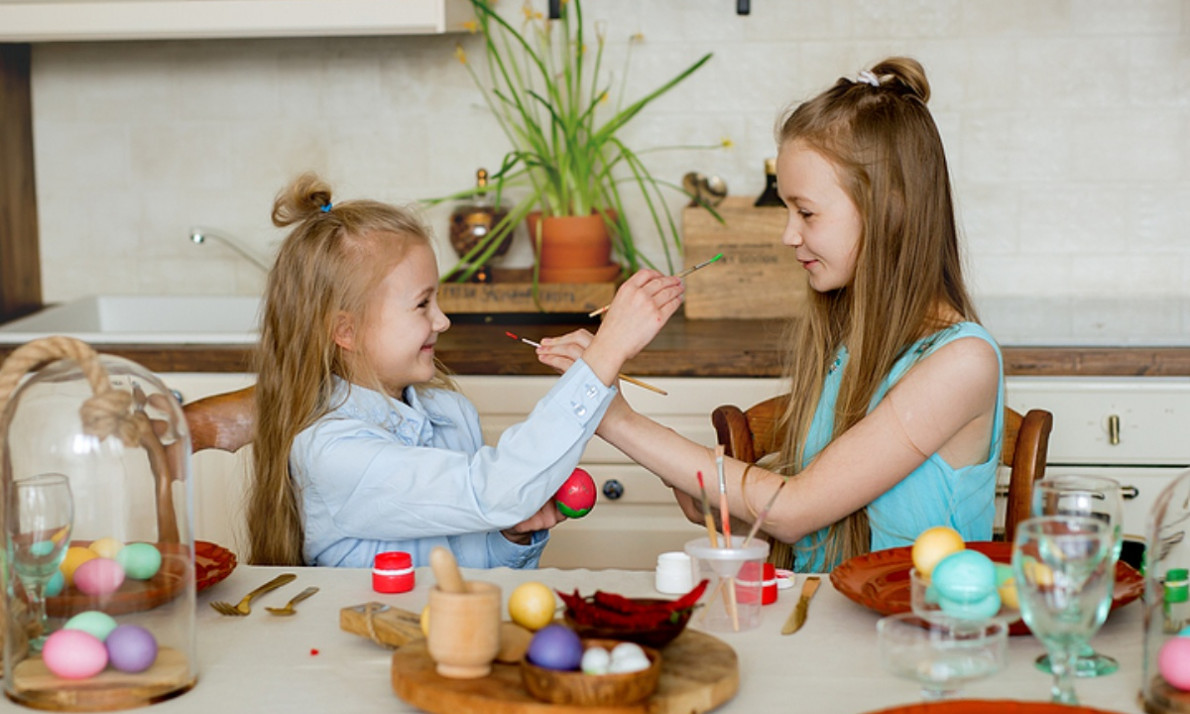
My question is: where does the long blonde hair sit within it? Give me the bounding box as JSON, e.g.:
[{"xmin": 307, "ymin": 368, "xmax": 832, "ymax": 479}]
[
  {"xmin": 771, "ymin": 57, "xmax": 979, "ymax": 570},
  {"xmin": 248, "ymin": 172, "xmax": 451, "ymax": 565}
]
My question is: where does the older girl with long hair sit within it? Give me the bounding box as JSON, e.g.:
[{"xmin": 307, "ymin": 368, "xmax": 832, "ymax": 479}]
[{"xmin": 540, "ymin": 57, "xmax": 1003, "ymax": 572}]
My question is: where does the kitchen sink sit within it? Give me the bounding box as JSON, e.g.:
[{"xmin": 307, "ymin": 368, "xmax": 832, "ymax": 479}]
[{"xmin": 0, "ymin": 295, "xmax": 262, "ymax": 345}]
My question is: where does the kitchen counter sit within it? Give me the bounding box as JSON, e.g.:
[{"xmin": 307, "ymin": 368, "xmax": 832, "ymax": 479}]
[{"xmin": 3, "ymin": 314, "xmax": 1190, "ymax": 377}]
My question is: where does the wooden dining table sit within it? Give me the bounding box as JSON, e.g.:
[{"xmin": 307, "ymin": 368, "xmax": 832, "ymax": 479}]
[{"xmin": 138, "ymin": 563, "xmax": 1150, "ymax": 714}]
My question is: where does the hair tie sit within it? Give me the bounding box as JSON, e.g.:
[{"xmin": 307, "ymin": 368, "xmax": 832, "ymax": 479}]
[
  {"xmin": 856, "ymin": 69, "xmax": 880, "ymax": 87},
  {"xmin": 320, "ymin": 202, "xmax": 333, "ymax": 213}
]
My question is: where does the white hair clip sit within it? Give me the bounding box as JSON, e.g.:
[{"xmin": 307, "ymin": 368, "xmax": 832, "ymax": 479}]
[{"xmin": 857, "ymin": 69, "xmax": 880, "ymax": 87}]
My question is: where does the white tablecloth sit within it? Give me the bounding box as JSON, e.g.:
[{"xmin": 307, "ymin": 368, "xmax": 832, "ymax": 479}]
[{"xmin": 132, "ymin": 565, "xmax": 1150, "ymax": 714}]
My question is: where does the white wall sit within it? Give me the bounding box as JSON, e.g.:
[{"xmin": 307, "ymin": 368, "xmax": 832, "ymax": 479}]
[{"xmin": 29, "ymin": 0, "xmax": 1190, "ymax": 303}]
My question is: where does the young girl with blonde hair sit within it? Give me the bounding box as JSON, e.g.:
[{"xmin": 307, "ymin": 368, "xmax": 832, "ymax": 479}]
[
  {"xmin": 540, "ymin": 57, "xmax": 1003, "ymax": 572},
  {"xmin": 248, "ymin": 172, "xmax": 683, "ymax": 567}
]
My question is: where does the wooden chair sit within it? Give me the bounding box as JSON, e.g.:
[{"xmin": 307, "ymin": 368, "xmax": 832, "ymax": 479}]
[
  {"xmin": 182, "ymin": 385, "xmax": 256, "ymax": 453},
  {"xmin": 711, "ymin": 395, "xmax": 1053, "ymax": 544}
]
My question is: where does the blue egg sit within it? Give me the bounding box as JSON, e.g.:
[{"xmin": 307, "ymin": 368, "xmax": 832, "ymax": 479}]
[
  {"xmin": 932, "ymin": 550, "xmax": 996, "ymax": 603},
  {"xmin": 924, "ymin": 581, "xmax": 940, "ymax": 605},
  {"xmin": 938, "ymin": 590, "xmax": 1002, "ymax": 620},
  {"xmin": 45, "ymin": 569, "xmax": 65, "ymax": 597},
  {"xmin": 527, "ymin": 625, "xmax": 583, "ymax": 671}
]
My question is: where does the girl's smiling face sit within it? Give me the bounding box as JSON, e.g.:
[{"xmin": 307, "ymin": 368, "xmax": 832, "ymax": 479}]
[
  {"xmin": 338, "ymin": 241, "xmax": 450, "ymax": 395},
  {"xmin": 776, "ymin": 140, "xmax": 863, "ymax": 293}
]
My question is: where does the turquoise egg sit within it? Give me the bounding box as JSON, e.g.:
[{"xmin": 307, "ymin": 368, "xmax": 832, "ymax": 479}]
[
  {"xmin": 45, "ymin": 570, "xmax": 65, "ymax": 597},
  {"xmin": 64, "ymin": 610, "xmax": 119, "ymax": 641},
  {"xmin": 932, "ymin": 550, "xmax": 996, "ymax": 603},
  {"xmin": 116, "ymin": 543, "xmax": 162, "ymax": 580},
  {"xmin": 924, "ymin": 582, "xmax": 940, "ymax": 605},
  {"xmin": 938, "ymin": 590, "xmax": 1002, "ymax": 620}
]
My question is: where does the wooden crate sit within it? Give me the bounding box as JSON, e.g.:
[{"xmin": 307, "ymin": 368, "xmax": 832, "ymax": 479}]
[
  {"xmin": 438, "ymin": 268, "xmax": 616, "ymax": 315},
  {"xmin": 682, "ymin": 196, "xmax": 808, "ymax": 319}
]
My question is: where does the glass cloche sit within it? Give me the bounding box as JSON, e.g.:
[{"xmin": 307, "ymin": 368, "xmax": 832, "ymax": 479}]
[
  {"xmin": 1143, "ymin": 467, "xmax": 1190, "ymax": 713},
  {"xmin": 1, "ymin": 337, "xmax": 196, "ymax": 709}
]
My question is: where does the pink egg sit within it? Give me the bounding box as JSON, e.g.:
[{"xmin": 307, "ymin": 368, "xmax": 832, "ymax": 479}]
[
  {"xmin": 42, "ymin": 629, "xmax": 108, "ymax": 679},
  {"xmin": 1160, "ymin": 638, "xmax": 1190, "ymax": 690},
  {"xmin": 73, "ymin": 557, "xmax": 125, "ymax": 596}
]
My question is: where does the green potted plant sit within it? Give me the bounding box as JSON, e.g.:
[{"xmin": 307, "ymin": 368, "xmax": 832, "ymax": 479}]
[{"xmin": 436, "ymin": 0, "xmax": 724, "ymax": 283}]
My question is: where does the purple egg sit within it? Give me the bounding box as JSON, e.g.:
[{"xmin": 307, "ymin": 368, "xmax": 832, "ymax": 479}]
[
  {"xmin": 526, "ymin": 624, "xmax": 583, "ymax": 671},
  {"xmin": 105, "ymin": 624, "xmax": 158, "ymax": 673}
]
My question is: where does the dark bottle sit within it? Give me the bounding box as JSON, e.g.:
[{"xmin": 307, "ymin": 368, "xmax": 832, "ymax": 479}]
[
  {"xmin": 449, "ymin": 168, "xmax": 511, "ymax": 271},
  {"xmin": 753, "ymin": 158, "xmax": 781, "ymax": 207}
]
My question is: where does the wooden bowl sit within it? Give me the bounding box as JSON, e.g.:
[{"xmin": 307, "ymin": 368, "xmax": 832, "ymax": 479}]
[
  {"xmin": 520, "ymin": 639, "xmax": 662, "ymax": 706},
  {"xmin": 564, "ymin": 598, "xmax": 692, "ymax": 648}
]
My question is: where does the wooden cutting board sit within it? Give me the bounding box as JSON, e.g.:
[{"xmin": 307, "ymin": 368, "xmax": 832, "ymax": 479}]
[{"xmin": 392, "ymin": 629, "xmax": 738, "ymax": 714}]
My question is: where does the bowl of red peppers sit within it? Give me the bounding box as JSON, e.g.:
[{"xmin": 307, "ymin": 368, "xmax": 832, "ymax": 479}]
[{"xmin": 558, "ymin": 580, "xmax": 708, "ymax": 649}]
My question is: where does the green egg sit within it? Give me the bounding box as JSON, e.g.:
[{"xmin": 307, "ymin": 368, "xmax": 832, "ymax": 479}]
[
  {"xmin": 116, "ymin": 542, "xmax": 162, "ymax": 580},
  {"xmin": 64, "ymin": 610, "xmax": 119, "ymax": 641},
  {"xmin": 45, "ymin": 569, "xmax": 65, "ymax": 597},
  {"xmin": 993, "ymin": 562, "xmax": 1014, "ymax": 587},
  {"xmin": 938, "ymin": 590, "xmax": 1002, "ymax": 620}
]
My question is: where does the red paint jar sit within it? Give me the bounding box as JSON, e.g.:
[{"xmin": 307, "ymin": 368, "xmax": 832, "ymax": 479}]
[
  {"xmin": 372, "ymin": 551, "xmax": 415, "ymax": 594},
  {"xmin": 736, "ymin": 562, "xmax": 778, "ymax": 606}
]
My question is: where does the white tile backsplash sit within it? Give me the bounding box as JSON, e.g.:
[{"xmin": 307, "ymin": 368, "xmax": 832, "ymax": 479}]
[{"xmin": 27, "ymin": 0, "xmax": 1190, "ymax": 305}]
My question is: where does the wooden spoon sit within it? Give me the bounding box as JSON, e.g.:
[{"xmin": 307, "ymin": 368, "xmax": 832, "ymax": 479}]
[{"xmin": 429, "ymin": 546, "xmax": 466, "ymax": 593}]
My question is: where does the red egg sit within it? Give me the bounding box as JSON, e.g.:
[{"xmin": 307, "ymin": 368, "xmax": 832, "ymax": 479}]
[{"xmin": 555, "ymin": 468, "xmax": 596, "ymax": 518}]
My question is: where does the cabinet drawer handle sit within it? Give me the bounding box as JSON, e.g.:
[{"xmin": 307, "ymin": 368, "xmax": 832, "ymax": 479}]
[
  {"xmin": 1107, "ymin": 414, "xmax": 1120, "ymax": 446},
  {"xmin": 601, "ymin": 479, "xmax": 624, "ymax": 500},
  {"xmin": 1120, "ymin": 485, "xmax": 1139, "ymax": 501}
]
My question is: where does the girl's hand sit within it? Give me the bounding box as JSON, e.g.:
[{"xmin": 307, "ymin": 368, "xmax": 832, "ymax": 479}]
[
  {"xmin": 501, "ymin": 501, "xmax": 567, "ymax": 544},
  {"xmin": 535, "ymin": 329, "xmax": 594, "ymax": 374},
  {"xmin": 580, "ymin": 270, "xmax": 683, "ymax": 386}
]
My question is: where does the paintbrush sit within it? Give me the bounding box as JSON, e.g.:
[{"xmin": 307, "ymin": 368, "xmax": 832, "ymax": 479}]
[
  {"xmin": 695, "ymin": 470, "xmax": 720, "ymax": 549},
  {"xmin": 587, "ymin": 252, "xmax": 724, "ymax": 318},
  {"xmin": 503, "ymin": 331, "xmax": 668, "ymax": 396},
  {"xmin": 741, "ymin": 476, "xmax": 788, "ymax": 548},
  {"xmin": 715, "ymin": 444, "xmax": 732, "ymax": 545}
]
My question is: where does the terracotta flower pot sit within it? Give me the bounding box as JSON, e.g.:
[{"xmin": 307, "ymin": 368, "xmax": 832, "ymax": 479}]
[{"xmin": 526, "ymin": 211, "xmax": 617, "ymax": 283}]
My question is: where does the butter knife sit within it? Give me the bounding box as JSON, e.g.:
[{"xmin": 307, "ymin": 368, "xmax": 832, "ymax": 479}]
[{"xmin": 781, "ymin": 576, "xmax": 821, "ymax": 635}]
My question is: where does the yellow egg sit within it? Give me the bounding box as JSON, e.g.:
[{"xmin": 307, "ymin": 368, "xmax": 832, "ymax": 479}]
[
  {"xmin": 998, "ymin": 576, "xmax": 1019, "ymax": 610},
  {"xmin": 1023, "ymin": 558, "xmax": 1054, "ymax": 587},
  {"xmin": 508, "ymin": 581, "xmax": 557, "ymax": 631},
  {"xmin": 60, "ymin": 546, "xmax": 99, "ymax": 587},
  {"xmin": 911, "ymin": 526, "xmax": 965, "ymax": 577},
  {"xmin": 88, "ymin": 537, "xmax": 124, "ymax": 560},
  {"xmin": 420, "ymin": 605, "xmax": 430, "ymax": 637}
]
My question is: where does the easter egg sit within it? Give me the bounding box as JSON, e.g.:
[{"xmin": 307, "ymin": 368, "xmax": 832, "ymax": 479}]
[
  {"xmin": 998, "ymin": 576, "xmax": 1020, "ymax": 610},
  {"xmin": 938, "ymin": 590, "xmax": 1002, "ymax": 620},
  {"xmin": 88, "ymin": 537, "xmax": 124, "ymax": 560},
  {"xmin": 64, "ymin": 610, "xmax": 119, "ymax": 641},
  {"xmin": 911, "ymin": 526, "xmax": 965, "ymax": 577},
  {"xmin": 106, "ymin": 625, "xmax": 158, "ymax": 673},
  {"xmin": 117, "ymin": 542, "xmax": 162, "ymax": 580},
  {"xmin": 581, "ymin": 646, "xmax": 610, "ymax": 674},
  {"xmin": 42, "ymin": 629, "xmax": 108, "ymax": 680},
  {"xmin": 555, "ymin": 468, "xmax": 596, "ymax": 518},
  {"xmin": 45, "ymin": 570, "xmax": 65, "ymax": 597},
  {"xmin": 1160, "ymin": 637, "xmax": 1190, "ymax": 690},
  {"xmin": 931, "ymin": 550, "xmax": 996, "ymax": 604},
  {"xmin": 73, "ymin": 557, "xmax": 126, "ymax": 596},
  {"xmin": 608, "ymin": 641, "xmax": 650, "ymax": 673},
  {"xmin": 526, "ymin": 624, "xmax": 583, "ymax": 671},
  {"xmin": 60, "ymin": 546, "xmax": 99, "ymax": 587},
  {"xmin": 508, "ymin": 581, "xmax": 557, "ymax": 631}
]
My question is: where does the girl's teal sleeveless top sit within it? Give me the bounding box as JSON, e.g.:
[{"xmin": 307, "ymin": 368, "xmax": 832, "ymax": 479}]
[{"xmin": 793, "ymin": 322, "xmax": 1004, "ymax": 572}]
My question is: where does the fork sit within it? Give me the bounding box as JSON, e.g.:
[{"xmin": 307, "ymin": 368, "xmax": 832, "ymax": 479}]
[
  {"xmin": 265, "ymin": 586, "xmax": 320, "ymax": 616},
  {"xmin": 209, "ymin": 573, "xmax": 297, "ymax": 616}
]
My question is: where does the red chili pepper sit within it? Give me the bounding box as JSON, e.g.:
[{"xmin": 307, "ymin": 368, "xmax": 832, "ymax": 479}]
[{"xmin": 669, "ymin": 579, "xmax": 709, "ymax": 611}]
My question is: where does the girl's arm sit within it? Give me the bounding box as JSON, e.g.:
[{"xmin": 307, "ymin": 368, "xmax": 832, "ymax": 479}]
[{"xmin": 543, "ymin": 334, "xmax": 1000, "ymax": 543}]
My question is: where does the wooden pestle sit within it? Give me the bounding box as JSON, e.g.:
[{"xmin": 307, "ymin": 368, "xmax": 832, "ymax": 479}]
[{"xmin": 429, "ymin": 546, "xmax": 466, "ymax": 593}]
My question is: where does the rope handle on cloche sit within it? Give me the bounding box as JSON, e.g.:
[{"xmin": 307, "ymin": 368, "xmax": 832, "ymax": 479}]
[{"xmin": 0, "ymin": 335, "xmax": 141, "ymax": 446}]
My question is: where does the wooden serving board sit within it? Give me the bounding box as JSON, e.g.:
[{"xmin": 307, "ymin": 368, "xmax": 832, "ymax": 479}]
[{"xmin": 392, "ymin": 629, "xmax": 738, "ymax": 714}]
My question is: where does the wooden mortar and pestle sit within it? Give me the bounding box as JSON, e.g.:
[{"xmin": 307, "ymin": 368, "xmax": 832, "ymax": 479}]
[{"xmin": 426, "ymin": 547, "xmax": 504, "ymax": 679}]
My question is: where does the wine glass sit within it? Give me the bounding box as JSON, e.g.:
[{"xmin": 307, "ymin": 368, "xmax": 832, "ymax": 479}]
[
  {"xmin": 1031, "ymin": 474, "xmax": 1123, "ymax": 677},
  {"xmin": 876, "ymin": 611, "xmax": 1008, "ymax": 700},
  {"xmin": 1012, "ymin": 515, "xmax": 1115, "ymax": 705},
  {"xmin": 7, "ymin": 472, "xmax": 74, "ymax": 650}
]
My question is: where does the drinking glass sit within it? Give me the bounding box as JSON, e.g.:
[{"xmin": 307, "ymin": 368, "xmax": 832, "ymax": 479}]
[
  {"xmin": 7, "ymin": 472, "xmax": 74, "ymax": 650},
  {"xmin": 1012, "ymin": 515, "xmax": 1114, "ymax": 705},
  {"xmin": 1031, "ymin": 474, "xmax": 1123, "ymax": 677},
  {"xmin": 876, "ymin": 612, "xmax": 1008, "ymax": 700}
]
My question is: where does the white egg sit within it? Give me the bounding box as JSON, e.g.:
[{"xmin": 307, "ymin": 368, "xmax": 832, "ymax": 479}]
[
  {"xmin": 581, "ymin": 646, "xmax": 610, "ymax": 675},
  {"xmin": 610, "ymin": 642, "xmax": 646, "ymax": 662},
  {"xmin": 608, "ymin": 653, "xmax": 650, "ymax": 673}
]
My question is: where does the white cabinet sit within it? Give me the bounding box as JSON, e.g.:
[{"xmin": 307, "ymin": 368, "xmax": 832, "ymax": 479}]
[
  {"xmin": 1006, "ymin": 376, "xmax": 1190, "ymax": 541},
  {"xmin": 0, "ymin": 0, "xmax": 470, "ymax": 42}
]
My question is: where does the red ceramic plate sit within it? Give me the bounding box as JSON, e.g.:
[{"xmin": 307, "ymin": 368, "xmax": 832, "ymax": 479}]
[
  {"xmin": 830, "ymin": 541, "xmax": 1143, "ymax": 636},
  {"xmin": 47, "ymin": 539, "xmax": 237, "ymax": 617},
  {"xmin": 865, "ymin": 700, "xmax": 1123, "ymax": 714}
]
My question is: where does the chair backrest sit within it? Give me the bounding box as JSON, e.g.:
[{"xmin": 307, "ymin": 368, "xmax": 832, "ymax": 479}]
[
  {"xmin": 182, "ymin": 385, "xmax": 256, "ymax": 453},
  {"xmin": 711, "ymin": 395, "xmax": 1053, "ymax": 544}
]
